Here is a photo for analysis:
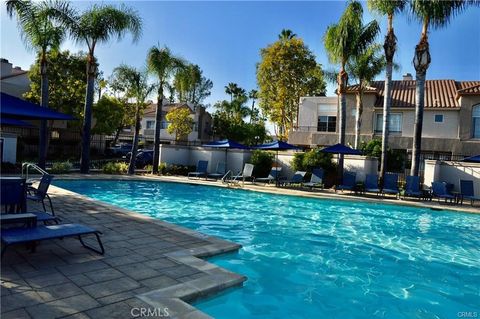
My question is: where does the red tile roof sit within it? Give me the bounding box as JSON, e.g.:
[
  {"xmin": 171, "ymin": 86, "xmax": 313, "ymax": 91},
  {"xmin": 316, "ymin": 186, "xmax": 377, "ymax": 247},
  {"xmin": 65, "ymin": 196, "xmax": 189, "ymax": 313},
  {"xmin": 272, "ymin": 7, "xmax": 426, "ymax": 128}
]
[{"xmin": 345, "ymin": 80, "xmax": 480, "ymax": 109}]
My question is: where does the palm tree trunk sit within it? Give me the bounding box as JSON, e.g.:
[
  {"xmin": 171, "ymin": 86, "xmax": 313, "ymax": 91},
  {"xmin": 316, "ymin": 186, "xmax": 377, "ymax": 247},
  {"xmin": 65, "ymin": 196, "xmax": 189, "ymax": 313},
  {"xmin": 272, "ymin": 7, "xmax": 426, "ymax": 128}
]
[
  {"xmin": 411, "ymin": 32, "xmax": 431, "ymax": 176},
  {"xmin": 250, "ymin": 100, "xmax": 255, "ymax": 124},
  {"xmin": 38, "ymin": 54, "xmax": 48, "ymax": 169},
  {"xmin": 380, "ymin": 22, "xmax": 396, "ymax": 182},
  {"xmin": 128, "ymin": 105, "xmax": 141, "ymax": 175},
  {"xmin": 152, "ymin": 84, "xmax": 163, "ymax": 174},
  {"xmin": 80, "ymin": 52, "xmax": 96, "ymax": 174},
  {"xmin": 337, "ymin": 68, "xmax": 348, "ymax": 182},
  {"xmin": 113, "ymin": 127, "xmax": 121, "ymax": 146},
  {"xmin": 354, "ymin": 83, "xmax": 363, "ymax": 149}
]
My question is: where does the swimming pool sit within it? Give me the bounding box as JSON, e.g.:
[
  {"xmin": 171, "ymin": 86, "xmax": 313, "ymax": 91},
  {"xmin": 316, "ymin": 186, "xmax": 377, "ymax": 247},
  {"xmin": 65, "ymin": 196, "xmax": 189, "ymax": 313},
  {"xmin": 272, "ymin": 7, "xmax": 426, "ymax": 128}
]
[{"xmin": 54, "ymin": 180, "xmax": 480, "ymax": 318}]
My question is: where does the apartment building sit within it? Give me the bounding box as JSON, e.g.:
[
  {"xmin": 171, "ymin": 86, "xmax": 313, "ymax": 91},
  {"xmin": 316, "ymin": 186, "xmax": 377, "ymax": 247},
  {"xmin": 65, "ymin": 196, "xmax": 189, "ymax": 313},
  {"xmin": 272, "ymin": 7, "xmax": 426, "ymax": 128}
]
[
  {"xmin": 140, "ymin": 101, "xmax": 213, "ymax": 144},
  {"xmin": 289, "ymin": 75, "xmax": 480, "ymax": 157}
]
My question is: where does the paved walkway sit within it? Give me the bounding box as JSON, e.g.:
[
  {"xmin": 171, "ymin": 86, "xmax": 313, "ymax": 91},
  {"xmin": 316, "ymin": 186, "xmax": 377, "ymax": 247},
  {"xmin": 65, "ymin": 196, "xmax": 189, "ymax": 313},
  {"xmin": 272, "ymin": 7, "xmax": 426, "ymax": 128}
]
[{"xmin": 1, "ymin": 184, "xmax": 245, "ymax": 319}]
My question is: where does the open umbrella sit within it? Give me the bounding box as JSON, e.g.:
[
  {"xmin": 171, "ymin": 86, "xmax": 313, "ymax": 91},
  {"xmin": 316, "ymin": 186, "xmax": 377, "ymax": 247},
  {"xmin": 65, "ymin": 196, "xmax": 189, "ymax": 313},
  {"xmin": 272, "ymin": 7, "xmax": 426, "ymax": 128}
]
[
  {"xmin": 463, "ymin": 155, "xmax": 480, "ymax": 163},
  {"xmin": 321, "ymin": 143, "xmax": 362, "ymax": 155},
  {"xmin": 1, "ymin": 93, "xmax": 76, "ymax": 120},
  {"xmin": 255, "ymin": 141, "xmax": 300, "ymax": 185},
  {"xmin": 0, "ymin": 117, "xmax": 34, "ymax": 127},
  {"xmin": 203, "ymin": 139, "xmax": 249, "ymax": 173}
]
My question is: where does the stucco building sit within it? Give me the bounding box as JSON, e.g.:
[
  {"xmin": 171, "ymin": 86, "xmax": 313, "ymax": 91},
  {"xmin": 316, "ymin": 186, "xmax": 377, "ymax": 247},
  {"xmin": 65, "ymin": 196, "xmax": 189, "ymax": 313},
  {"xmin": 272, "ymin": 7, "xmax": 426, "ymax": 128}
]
[
  {"xmin": 289, "ymin": 75, "xmax": 480, "ymax": 158},
  {"xmin": 140, "ymin": 101, "xmax": 213, "ymax": 144}
]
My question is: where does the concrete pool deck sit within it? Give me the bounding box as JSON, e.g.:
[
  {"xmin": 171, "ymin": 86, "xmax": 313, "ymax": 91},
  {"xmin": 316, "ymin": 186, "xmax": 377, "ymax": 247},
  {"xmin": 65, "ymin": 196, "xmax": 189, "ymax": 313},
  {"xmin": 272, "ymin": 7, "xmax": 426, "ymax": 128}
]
[
  {"xmin": 1, "ymin": 173, "xmax": 478, "ymax": 319},
  {"xmin": 1, "ymin": 180, "xmax": 246, "ymax": 319}
]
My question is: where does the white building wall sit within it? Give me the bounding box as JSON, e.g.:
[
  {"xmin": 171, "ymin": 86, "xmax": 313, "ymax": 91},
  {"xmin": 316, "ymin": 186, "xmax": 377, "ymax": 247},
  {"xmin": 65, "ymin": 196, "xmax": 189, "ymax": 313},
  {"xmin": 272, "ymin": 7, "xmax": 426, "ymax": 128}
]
[
  {"xmin": 1, "ymin": 133, "xmax": 17, "ymax": 163},
  {"xmin": 424, "ymin": 160, "xmax": 480, "ymax": 197}
]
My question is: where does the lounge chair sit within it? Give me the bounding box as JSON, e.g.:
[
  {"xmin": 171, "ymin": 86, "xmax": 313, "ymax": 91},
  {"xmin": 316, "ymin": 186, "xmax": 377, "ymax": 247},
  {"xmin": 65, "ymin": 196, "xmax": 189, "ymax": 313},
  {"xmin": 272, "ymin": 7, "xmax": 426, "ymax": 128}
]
[
  {"xmin": 1, "ymin": 178, "xmax": 27, "ymax": 213},
  {"xmin": 382, "ymin": 173, "xmax": 399, "ymax": 197},
  {"xmin": 303, "ymin": 168, "xmax": 324, "ymax": 189},
  {"xmin": 282, "ymin": 171, "xmax": 306, "ymax": 186},
  {"xmin": 1, "ymin": 223, "xmax": 104, "ymax": 258},
  {"xmin": 207, "ymin": 162, "xmax": 226, "ymax": 180},
  {"xmin": 188, "ymin": 160, "xmax": 208, "ymax": 179},
  {"xmin": 365, "ymin": 174, "xmax": 381, "ymax": 195},
  {"xmin": 404, "ymin": 175, "xmax": 422, "ymax": 198},
  {"xmin": 336, "ymin": 172, "xmax": 356, "ymax": 192},
  {"xmin": 256, "ymin": 167, "xmax": 282, "ymax": 184},
  {"xmin": 460, "ymin": 180, "xmax": 480, "ymax": 205},
  {"xmin": 1, "ymin": 176, "xmax": 59, "ymax": 225},
  {"xmin": 27, "ymin": 174, "xmax": 55, "ymax": 214},
  {"xmin": 431, "ymin": 181, "xmax": 455, "ymax": 203},
  {"xmin": 231, "ymin": 163, "xmax": 254, "ymax": 184}
]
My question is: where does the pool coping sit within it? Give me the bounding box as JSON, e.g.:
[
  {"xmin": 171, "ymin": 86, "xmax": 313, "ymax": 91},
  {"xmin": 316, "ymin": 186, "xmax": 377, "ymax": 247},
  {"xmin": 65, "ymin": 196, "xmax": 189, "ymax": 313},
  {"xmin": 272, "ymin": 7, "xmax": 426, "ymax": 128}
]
[{"xmin": 48, "ymin": 184, "xmax": 247, "ymax": 319}]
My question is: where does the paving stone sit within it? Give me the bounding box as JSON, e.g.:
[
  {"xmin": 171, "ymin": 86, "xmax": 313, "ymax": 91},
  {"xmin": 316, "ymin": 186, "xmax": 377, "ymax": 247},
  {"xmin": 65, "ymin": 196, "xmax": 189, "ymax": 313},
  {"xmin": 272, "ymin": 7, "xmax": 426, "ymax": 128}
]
[
  {"xmin": 1, "ymin": 308, "xmax": 32, "ymax": 319},
  {"xmin": 1, "ymin": 291, "xmax": 44, "ymax": 312},
  {"xmin": 68, "ymin": 274, "xmax": 95, "ymax": 287},
  {"xmin": 36, "ymin": 282, "xmax": 84, "ymax": 302},
  {"xmin": 57, "ymin": 260, "xmax": 109, "ymax": 276},
  {"xmin": 24, "ymin": 272, "xmax": 69, "ymax": 289},
  {"xmin": 116, "ymin": 263, "xmax": 161, "ymax": 281},
  {"xmin": 83, "ymin": 268, "xmax": 124, "ymax": 283},
  {"xmin": 82, "ymin": 277, "xmax": 141, "ymax": 299},
  {"xmin": 143, "ymin": 258, "xmax": 179, "ymax": 270},
  {"xmin": 25, "ymin": 294, "xmax": 100, "ymax": 319},
  {"xmin": 102, "ymin": 254, "xmax": 148, "ymax": 267},
  {"xmin": 85, "ymin": 301, "xmax": 136, "ymax": 319},
  {"xmin": 139, "ymin": 275, "xmax": 178, "ymax": 289}
]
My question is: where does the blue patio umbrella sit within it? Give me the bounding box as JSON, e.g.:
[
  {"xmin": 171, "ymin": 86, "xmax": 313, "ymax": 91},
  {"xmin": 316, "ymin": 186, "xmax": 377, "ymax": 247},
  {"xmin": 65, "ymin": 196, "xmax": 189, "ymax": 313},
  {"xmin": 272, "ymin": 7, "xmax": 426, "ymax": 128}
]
[
  {"xmin": 463, "ymin": 155, "xmax": 480, "ymax": 163},
  {"xmin": 0, "ymin": 117, "xmax": 34, "ymax": 127},
  {"xmin": 255, "ymin": 141, "xmax": 301, "ymax": 185},
  {"xmin": 203, "ymin": 139, "xmax": 249, "ymax": 172},
  {"xmin": 1, "ymin": 93, "xmax": 75, "ymax": 120},
  {"xmin": 321, "ymin": 143, "xmax": 362, "ymax": 155}
]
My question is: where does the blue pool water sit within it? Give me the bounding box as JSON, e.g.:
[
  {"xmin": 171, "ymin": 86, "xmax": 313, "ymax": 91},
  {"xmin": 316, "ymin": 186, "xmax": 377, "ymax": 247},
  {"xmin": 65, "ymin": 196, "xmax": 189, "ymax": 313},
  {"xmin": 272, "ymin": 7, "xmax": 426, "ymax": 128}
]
[{"xmin": 54, "ymin": 180, "xmax": 480, "ymax": 319}]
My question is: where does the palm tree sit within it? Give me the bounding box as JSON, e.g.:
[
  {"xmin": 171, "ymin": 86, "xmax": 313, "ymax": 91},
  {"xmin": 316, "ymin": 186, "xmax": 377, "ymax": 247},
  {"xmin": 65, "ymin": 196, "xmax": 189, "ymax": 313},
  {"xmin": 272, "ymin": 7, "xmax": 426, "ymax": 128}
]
[
  {"xmin": 347, "ymin": 44, "xmax": 385, "ymax": 149},
  {"xmin": 367, "ymin": 0, "xmax": 406, "ymax": 182},
  {"xmin": 147, "ymin": 46, "xmax": 185, "ymax": 174},
  {"xmin": 225, "ymin": 82, "xmax": 239, "ymax": 102},
  {"xmin": 6, "ymin": 0, "xmax": 67, "ymax": 169},
  {"xmin": 409, "ymin": 0, "xmax": 476, "ymax": 176},
  {"xmin": 323, "ymin": 1, "xmax": 379, "ymax": 180},
  {"xmin": 248, "ymin": 89, "xmax": 258, "ymax": 123},
  {"xmin": 278, "ymin": 29, "xmax": 297, "ymax": 41},
  {"xmin": 112, "ymin": 65, "xmax": 155, "ymax": 175},
  {"xmin": 51, "ymin": 3, "xmax": 142, "ymax": 173}
]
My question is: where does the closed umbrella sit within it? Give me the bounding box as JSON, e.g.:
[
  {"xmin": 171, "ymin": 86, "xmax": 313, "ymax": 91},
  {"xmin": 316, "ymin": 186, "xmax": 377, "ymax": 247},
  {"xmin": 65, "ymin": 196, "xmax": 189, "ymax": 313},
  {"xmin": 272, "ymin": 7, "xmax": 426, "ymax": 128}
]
[{"xmin": 255, "ymin": 141, "xmax": 300, "ymax": 186}]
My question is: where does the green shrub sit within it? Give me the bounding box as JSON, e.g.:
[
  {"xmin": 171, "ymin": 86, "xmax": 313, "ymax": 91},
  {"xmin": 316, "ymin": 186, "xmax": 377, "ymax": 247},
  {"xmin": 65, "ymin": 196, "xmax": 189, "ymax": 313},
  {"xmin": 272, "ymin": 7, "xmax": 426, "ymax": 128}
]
[
  {"xmin": 361, "ymin": 139, "xmax": 406, "ymax": 173},
  {"xmin": 144, "ymin": 165, "xmax": 153, "ymax": 173},
  {"xmin": 249, "ymin": 150, "xmax": 274, "ymax": 177},
  {"xmin": 292, "ymin": 149, "xmax": 335, "ymax": 173},
  {"xmin": 50, "ymin": 161, "xmax": 73, "ymax": 174},
  {"xmin": 102, "ymin": 161, "xmax": 129, "ymax": 174},
  {"xmin": 165, "ymin": 164, "xmax": 195, "ymax": 176},
  {"xmin": 159, "ymin": 162, "xmax": 168, "ymax": 175}
]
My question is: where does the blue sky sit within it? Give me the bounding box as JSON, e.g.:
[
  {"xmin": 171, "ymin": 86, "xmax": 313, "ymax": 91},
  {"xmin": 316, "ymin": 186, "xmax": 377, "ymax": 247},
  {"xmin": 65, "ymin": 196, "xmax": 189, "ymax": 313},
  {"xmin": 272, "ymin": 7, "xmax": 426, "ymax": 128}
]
[{"xmin": 1, "ymin": 1, "xmax": 479, "ymax": 109}]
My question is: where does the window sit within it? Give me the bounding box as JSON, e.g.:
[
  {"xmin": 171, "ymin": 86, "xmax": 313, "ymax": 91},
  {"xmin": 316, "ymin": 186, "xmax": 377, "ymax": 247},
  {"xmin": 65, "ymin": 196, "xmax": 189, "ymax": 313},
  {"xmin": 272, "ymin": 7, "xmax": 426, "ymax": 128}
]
[
  {"xmin": 160, "ymin": 121, "xmax": 169, "ymax": 129},
  {"xmin": 146, "ymin": 120, "xmax": 155, "ymax": 129},
  {"xmin": 434, "ymin": 114, "xmax": 444, "ymax": 123},
  {"xmin": 317, "ymin": 116, "xmax": 336, "ymax": 132},
  {"xmin": 473, "ymin": 105, "xmax": 480, "ymax": 138},
  {"xmin": 375, "ymin": 113, "xmax": 402, "ymax": 133}
]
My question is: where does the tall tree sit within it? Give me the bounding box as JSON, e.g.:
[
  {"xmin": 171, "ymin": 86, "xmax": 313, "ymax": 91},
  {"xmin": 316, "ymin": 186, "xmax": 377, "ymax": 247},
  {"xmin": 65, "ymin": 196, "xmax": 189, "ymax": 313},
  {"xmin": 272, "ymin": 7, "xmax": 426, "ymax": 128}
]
[
  {"xmin": 166, "ymin": 107, "xmax": 194, "ymax": 141},
  {"xmin": 112, "ymin": 65, "xmax": 155, "ymax": 175},
  {"xmin": 173, "ymin": 64, "xmax": 213, "ymax": 105},
  {"xmin": 257, "ymin": 30, "xmax": 326, "ymax": 139},
  {"xmin": 368, "ymin": 0, "xmax": 406, "ymax": 182},
  {"xmin": 278, "ymin": 29, "xmax": 297, "ymax": 40},
  {"xmin": 147, "ymin": 46, "xmax": 185, "ymax": 174},
  {"xmin": 6, "ymin": 0, "xmax": 67, "ymax": 169},
  {"xmin": 52, "ymin": 3, "xmax": 142, "ymax": 173},
  {"xmin": 323, "ymin": 1, "xmax": 379, "ymax": 180},
  {"xmin": 409, "ymin": 0, "xmax": 475, "ymax": 176},
  {"xmin": 347, "ymin": 44, "xmax": 385, "ymax": 149},
  {"xmin": 225, "ymin": 82, "xmax": 239, "ymax": 102},
  {"xmin": 248, "ymin": 89, "xmax": 258, "ymax": 123}
]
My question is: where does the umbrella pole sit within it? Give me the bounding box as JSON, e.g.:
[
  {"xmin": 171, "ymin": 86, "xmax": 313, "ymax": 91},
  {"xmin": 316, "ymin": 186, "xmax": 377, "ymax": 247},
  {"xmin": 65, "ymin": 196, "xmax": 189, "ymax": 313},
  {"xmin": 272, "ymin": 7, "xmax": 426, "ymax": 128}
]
[{"xmin": 276, "ymin": 150, "xmax": 279, "ymax": 187}]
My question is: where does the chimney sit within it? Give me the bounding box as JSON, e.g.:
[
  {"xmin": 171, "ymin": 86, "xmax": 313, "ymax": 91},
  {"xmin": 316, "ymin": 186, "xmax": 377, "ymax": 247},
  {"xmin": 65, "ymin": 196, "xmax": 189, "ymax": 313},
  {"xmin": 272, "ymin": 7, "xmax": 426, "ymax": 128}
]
[{"xmin": 403, "ymin": 73, "xmax": 413, "ymax": 81}]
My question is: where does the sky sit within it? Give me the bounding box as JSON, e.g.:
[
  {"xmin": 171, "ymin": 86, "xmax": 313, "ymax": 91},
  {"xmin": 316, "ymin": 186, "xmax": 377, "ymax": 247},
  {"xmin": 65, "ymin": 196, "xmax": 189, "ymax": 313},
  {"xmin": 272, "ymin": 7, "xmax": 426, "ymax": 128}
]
[{"xmin": 1, "ymin": 1, "xmax": 480, "ymax": 110}]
